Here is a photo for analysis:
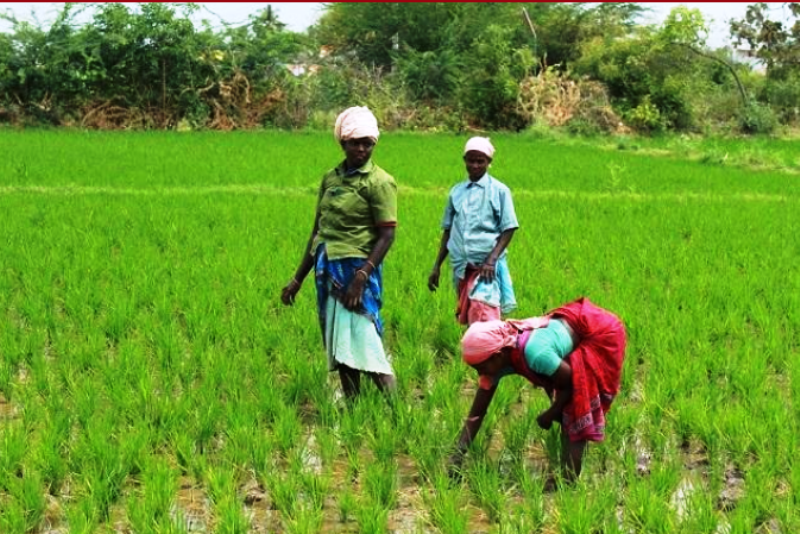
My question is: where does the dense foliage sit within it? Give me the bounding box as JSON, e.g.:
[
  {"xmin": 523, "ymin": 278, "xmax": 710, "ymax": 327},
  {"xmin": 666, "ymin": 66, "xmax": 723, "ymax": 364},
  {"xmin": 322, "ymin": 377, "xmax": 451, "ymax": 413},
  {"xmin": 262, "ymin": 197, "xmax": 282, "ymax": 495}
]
[{"xmin": 0, "ymin": 2, "xmax": 798, "ymax": 133}]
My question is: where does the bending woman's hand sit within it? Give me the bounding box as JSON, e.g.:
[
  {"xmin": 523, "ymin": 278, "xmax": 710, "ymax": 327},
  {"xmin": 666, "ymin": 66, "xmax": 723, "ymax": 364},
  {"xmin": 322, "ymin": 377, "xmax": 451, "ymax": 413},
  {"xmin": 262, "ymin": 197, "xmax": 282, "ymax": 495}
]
[
  {"xmin": 281, "ymin": 279, "xmax": 302, "ymax": 306},
  {"xmin": 536, "ymin": 409, "xmax": 557, "ymax": 430}
]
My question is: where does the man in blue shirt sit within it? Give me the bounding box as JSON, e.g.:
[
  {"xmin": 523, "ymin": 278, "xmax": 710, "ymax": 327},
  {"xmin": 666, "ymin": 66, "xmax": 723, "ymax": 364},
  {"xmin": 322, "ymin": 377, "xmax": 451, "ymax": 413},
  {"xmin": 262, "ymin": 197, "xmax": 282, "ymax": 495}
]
[{"xmin": 428, "ymin": 137, "xmax": 519, "ymax": 325}]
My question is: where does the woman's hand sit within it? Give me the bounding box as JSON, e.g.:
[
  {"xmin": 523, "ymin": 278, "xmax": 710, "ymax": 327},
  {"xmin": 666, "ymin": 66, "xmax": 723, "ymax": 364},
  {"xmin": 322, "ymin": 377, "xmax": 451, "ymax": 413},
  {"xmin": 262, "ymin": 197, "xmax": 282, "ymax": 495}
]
[
  {"xmin": 342, "ymin": 270, "xmax": 367, "ymax": 310},
  {"xmin": 447, "ymin": 450, "xmax": 465, "ymax": 482},
  {"xmin": 428, "ymin": 266, "xmax": 441, "ymax": 292},
  {"xmin": 537, "ymin": 409, "xmax": 556, "ymax": 430},
  {"xmin": 281, "ymin": 279, "xmax": 302, "ymax": 306}
]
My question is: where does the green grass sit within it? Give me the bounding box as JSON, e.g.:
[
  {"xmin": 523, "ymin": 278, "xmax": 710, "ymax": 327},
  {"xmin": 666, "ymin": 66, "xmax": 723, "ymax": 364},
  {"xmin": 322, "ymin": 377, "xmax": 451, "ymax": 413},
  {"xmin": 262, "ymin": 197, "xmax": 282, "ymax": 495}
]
[{"xmin": 0, "ymin": 130, "xmax": 798, "ymax": 533}]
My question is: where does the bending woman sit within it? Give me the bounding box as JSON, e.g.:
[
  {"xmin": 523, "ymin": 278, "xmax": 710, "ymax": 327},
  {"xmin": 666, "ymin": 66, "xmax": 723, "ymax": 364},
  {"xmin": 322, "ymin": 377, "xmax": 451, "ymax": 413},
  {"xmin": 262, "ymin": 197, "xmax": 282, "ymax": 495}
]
[
  {"xmin": 450, "ymin": 297, "xmax": 626, "ymax": 480},
  {"xmin": 281, "ymin": 106, "xmax": 398, "ymax": 400}
]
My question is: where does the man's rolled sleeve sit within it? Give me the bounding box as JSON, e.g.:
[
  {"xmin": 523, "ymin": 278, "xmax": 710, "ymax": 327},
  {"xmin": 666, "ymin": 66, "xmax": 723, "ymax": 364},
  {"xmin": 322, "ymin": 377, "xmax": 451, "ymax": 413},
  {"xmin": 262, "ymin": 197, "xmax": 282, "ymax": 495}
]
[
  {"xmin": 441, "ymin": 195, "xmax": 455, "ymax": 230},
  {"xmin": 498, "ymin": 189, "xmax": 519, "ymax": 232}
]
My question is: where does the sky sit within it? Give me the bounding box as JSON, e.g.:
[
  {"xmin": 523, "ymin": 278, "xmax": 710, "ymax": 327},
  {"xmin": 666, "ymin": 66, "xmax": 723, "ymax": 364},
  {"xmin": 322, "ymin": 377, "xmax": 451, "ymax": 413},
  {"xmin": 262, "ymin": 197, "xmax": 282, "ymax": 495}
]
[{"xmin": 0, "ymin": 2, "xmax": 764, "ymax": 49}]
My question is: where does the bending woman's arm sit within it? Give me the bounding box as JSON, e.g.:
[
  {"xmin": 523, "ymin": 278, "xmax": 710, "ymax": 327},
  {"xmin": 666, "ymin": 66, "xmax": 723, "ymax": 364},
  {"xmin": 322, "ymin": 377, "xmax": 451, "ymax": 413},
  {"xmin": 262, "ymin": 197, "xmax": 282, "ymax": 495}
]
[
  {"xmin": 449, "ymin": 386, "xmax": 497, "ymax": 473},
  {"xmin": 536, "ymin": 360, "xmax": 573, "ymax": 430}
]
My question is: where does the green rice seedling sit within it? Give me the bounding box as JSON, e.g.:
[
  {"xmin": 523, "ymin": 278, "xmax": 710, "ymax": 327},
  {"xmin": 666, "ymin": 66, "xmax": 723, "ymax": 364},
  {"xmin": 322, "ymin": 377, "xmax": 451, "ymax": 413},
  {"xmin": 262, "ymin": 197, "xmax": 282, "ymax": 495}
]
[
  {"xmin": 509, "ymin": 461, "xmax": 546, "ymax": 528},
  {"xmin": 313, "ymin": 425, "xmax": 338, "ymax": 468},
  {"xmin": 338, "ymin": 484, "xmax": 358, "ymax": 523},
  {"xmin": 501, "ymin": 408, "xmax": 535, "ymax": 460},
  {"xmin": 624, "ymin": 472, "xmax": 678, "ymax": 533},
  {"xmin": 0, "ymin": 359, "xmax": 13, "ymax": 398},
  {"xmin": 774, "ymin": 495, "xmax": 799, "ymax": 534},
  {"xmin": 368, "ymin": 412, "xmax": 399, "ymax": 465},
  {"xmin": 468, "ymin": 459, "xmax": 507, "ymax": 524},
  {"xmin": 407, "ymin": 429, "xmax": 446, "ymax": 483},
  {"xmin": 203, "ymin": 464, "xmax": 251, "ymax": 533},
  {"xmin": 272, "ymin": 404, "xmax": 303, "ymax": 459},
  {"xmin": 249, "ymin": 431, "xmax": 276, "ymax": 482},
  {"xmin": 127, "ymin": 456, "xmax": 179, "ymax": 534},
  {"xmin": 355, "ymin": 501, "xmax": 390, "ymax": 534},
  {"xmin": 497, "ymin": 501, "xmax": 546, "ymax": 534},
  {"xmin": 300, "ymin": 469, "xmax": 332, "ymax": 513},
  {"xmin": 363, "ymin": 459, "xmax": 398, "ymax": 509},
  {"xmin": 0, "ymin": 421, "xmax": 27, "ymax": 491},
  {"xmin": 262, "ymin": 470, "xmax": 299, "ymax": 519},
  {"xmin": 0, "ymin": 501, "xmax": 27, "ymax": 534},
  {"xmin": 32, "ymin": 399, "xmax": 71, "ymax": 495},
  {"xmin": 678, "ymin": 485, "xmax": 720, "ymax": 534},
  {"xmin": 2, "ymin": 468, "xmax": 46, "ymax": 533},
  {"xmin": 282, "ymin": 505, "xmax": 324, "ymax": 534},
  {"xmin": 738, "ymin": 462, "xmax": 779, "ymax": 527},
  {"xmin": 212, "ymin": 495, "xmax": 251, "ymax": 534},
  {"xmin": 557, "ymin": 480, "xmax": 619, "ymax": 534},
  {"xmin": 65, "ymin": 497, "xmax": 100, "ymax": 534},
  {"xmin": 33, "ymin": 434, "xmax": 69, "ymax": 496},
  {"xmin": 423, "ymin": 474, "xmax": 470, "ymax": 534},
  {"xmin": 192, "ymin": 393, "xmax": 223, "ymax": 456},
  {"xmin": 338, "ymin": 406, "xmax": 367, "ymax": 457}
]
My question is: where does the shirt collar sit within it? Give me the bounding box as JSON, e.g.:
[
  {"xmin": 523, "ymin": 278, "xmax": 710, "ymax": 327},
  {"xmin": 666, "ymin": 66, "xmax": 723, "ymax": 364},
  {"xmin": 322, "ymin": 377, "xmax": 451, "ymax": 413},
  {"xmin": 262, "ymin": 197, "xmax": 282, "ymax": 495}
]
[
  {"xmin": 466, "ymin": 173, "xmax": 490, "ymax": 188},
  {"xmin": 338, "ymin": 159, "xmax": 374, "ymax": 177}
]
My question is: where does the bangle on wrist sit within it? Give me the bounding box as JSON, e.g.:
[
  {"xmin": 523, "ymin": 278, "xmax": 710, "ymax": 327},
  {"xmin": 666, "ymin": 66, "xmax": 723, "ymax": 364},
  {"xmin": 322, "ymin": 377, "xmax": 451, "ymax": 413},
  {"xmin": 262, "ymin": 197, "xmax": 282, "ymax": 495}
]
[
  {"xmin": 365, "ymin": 259, "xmax": 376, "ymax": 271},
  {"xmin": 356, "ymin": 270, "xmax": 368, "ymax": 280}
]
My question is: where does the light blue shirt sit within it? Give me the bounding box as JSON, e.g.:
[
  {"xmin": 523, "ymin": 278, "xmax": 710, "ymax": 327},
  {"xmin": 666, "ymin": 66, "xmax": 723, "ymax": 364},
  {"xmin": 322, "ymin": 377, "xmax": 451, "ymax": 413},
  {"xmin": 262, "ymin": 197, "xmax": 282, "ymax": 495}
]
[
  {"xmin": 524, "ymin": 319, "xmax": 574, "ymax": 376},
  {"xmin": 485, "ymin": 319, "xmax": 575, "ymax": 388},
  {"xmin": 441, "ymin": 173, "xmax": 519, "ymax": 280}
]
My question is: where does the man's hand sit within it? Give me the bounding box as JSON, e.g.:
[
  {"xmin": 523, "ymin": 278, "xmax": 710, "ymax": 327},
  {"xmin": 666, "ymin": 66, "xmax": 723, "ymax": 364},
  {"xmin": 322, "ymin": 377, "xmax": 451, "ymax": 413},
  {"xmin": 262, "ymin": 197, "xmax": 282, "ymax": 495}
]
[
  {"xmin": 428, "ymin": 267, "xmax": 441, "ymax": 292},
  {"xmin": 479, "ymin": 261, "xmax": 496, "ymax": 282}
]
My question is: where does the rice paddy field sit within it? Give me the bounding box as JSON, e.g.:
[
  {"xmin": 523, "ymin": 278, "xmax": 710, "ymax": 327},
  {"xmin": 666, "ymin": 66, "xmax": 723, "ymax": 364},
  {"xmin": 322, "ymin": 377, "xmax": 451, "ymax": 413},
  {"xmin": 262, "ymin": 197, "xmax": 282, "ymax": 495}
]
[{"xmin": 0, "ymin": 130, "xmax": 798, "ymax": 534}]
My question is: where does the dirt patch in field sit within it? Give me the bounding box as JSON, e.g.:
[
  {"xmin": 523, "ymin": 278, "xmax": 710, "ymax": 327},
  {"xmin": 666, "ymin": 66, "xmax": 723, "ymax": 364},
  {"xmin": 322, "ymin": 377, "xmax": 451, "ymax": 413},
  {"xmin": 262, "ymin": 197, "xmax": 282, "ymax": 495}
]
[
  {"xmin": 0, "ymin": 393, "xmax": 17, "ymax": 419},
  {"xmin": 173, "ymin": 477, "xmax": 212, "ymax": 533}
]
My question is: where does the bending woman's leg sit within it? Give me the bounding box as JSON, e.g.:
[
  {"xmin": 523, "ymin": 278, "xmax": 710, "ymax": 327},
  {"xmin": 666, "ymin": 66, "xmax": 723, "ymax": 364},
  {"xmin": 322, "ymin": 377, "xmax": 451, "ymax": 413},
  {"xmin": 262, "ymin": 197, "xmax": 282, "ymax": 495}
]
[{"xmin": 561, "ymin": 430, "xmax": 587, "ymax": 482}]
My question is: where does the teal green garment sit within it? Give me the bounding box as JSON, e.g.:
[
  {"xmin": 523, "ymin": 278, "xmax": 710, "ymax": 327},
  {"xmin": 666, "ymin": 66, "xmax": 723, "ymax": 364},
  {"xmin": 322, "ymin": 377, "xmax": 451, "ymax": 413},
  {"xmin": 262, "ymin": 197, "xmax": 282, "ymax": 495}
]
[{"xmin": 523, "ymin": 319, "xmax": 574, "ymax": 376}]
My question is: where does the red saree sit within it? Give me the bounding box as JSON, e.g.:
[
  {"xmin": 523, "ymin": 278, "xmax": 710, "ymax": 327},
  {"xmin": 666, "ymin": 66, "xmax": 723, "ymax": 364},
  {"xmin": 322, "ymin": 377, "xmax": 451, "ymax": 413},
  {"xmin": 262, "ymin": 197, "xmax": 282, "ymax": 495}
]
[{"xmin": 510, "ymin": 297, "xmax": 626, "ymax": 442}]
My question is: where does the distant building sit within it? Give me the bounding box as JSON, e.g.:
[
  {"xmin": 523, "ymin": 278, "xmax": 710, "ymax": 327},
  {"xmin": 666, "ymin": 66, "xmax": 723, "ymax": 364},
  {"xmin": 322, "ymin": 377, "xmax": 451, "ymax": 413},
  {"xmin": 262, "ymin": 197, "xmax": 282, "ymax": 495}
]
[{"xmin": 725, "ymin": 47, "xmax": 766, "ymax": 73}]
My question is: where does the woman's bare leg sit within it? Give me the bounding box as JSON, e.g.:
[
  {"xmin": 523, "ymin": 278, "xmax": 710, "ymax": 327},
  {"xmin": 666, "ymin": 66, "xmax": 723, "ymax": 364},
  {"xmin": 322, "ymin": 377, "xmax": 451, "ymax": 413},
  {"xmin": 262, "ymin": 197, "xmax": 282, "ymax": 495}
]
[
  {"xmin": 338, "ymin": 365, "xmax": 361, "ymax": 400},
  {"xmin": 369, "ymin": 373, "xmax": 396, "ymax": 395},
  {"xmin": 561, "ymin": 430, "xmax": 586, "ymax": 482}
]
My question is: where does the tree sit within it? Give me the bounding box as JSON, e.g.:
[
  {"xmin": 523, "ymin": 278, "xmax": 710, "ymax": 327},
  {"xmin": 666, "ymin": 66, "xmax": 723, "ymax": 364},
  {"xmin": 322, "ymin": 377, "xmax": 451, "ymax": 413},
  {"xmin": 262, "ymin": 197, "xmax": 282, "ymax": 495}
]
[{"xmin": 730, "ymin": 3, "xmax": 800, "ymax": 77}]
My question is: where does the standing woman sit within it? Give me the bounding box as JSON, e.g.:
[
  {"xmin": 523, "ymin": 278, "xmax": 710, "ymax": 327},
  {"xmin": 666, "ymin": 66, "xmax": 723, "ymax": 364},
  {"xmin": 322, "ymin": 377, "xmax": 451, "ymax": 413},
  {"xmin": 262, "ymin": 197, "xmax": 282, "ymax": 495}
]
[
  {"xmin": 450, "ymin": 298, "xmax": 626, "ymax": 481},
  {"xmin": 281, "ymin": 107, "xmax": 398, "ymax": 399}
]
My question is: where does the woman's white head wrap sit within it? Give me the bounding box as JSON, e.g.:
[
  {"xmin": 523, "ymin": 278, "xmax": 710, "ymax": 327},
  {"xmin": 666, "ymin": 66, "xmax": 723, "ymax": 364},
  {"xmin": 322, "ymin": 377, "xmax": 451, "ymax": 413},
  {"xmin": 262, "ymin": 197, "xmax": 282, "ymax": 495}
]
[
  {"xmin": 334, "ymin": 106, "xmax": 380, "ymax": 143},
  {"xmin": 464, "ymin": 137, "xmax": 495, "ymax": 159}
]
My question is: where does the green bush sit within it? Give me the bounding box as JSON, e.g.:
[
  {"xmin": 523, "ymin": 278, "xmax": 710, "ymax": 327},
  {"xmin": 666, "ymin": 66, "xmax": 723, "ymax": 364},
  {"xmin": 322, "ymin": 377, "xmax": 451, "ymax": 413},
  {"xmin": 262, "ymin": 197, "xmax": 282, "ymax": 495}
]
[
  {"xmin": 762, "ymin": 76, "xmax": 800, "ymax": 125},
  {"xmin": 738, "ymin": 101, "xmax": 778, "ymax": 134},
  {"xmin": 566, "ymin": 116, "xmax": 603, "ymax": 137},
  {"xmin": 626, "ymin": 96, "xmax": 667, "ymax": 133}
]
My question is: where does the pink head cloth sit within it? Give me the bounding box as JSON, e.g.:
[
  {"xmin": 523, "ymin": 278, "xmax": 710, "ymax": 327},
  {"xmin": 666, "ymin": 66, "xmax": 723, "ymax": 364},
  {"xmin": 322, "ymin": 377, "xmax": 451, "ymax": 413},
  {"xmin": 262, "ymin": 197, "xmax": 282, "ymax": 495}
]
[{"xmin": 461, "ymin": 316, "xmax": 551, "ymax": 390}]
